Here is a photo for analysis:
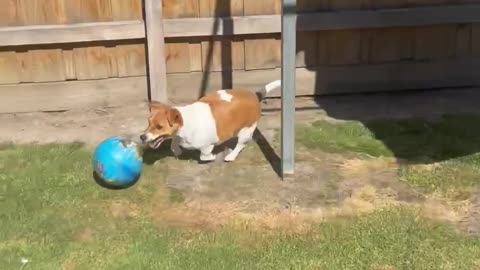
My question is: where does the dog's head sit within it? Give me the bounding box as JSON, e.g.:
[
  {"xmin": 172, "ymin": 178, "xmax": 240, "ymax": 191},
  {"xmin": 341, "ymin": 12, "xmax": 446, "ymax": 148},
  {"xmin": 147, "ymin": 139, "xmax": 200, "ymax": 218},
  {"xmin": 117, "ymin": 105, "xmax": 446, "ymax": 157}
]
[{"xmin": 140, "ymin": 102, "xmax": 183, "ymax": 149}]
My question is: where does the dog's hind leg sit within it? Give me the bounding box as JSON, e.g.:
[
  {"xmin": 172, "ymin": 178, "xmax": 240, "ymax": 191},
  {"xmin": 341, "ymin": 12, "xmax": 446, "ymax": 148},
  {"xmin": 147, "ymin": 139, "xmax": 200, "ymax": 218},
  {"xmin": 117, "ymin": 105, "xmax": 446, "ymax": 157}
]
[{"xmin": 224, "ymin": 122, "xmax": 257, "ymax": 162}]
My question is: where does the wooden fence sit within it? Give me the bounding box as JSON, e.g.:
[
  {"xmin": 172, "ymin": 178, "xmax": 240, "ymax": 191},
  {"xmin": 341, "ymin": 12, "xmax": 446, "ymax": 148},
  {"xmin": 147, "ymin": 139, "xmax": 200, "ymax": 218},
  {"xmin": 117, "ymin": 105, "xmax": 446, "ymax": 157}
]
[{"xmin": 1, "ymin": 0, "xmax": 480, "ymax": 113}]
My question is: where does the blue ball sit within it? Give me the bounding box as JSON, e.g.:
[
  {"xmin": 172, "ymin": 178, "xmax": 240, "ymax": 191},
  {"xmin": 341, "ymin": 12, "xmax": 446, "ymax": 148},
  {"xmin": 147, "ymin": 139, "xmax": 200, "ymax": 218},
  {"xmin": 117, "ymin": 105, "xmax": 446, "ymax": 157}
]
[{"xmin": 93, "ymin": 136, "xmax": 143, "ymax": 188}]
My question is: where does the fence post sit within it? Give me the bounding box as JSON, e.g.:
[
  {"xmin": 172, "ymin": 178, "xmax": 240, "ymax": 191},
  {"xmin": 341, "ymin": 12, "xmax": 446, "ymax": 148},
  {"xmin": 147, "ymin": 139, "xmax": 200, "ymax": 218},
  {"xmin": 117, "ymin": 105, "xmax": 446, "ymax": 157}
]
[
  {"xmin": 144, "ymin": 0, "xmax": 168, "ymax": 103},
  {"xmin": 281, "ymin": 0, "xmax": 297, "ymax": 177}
]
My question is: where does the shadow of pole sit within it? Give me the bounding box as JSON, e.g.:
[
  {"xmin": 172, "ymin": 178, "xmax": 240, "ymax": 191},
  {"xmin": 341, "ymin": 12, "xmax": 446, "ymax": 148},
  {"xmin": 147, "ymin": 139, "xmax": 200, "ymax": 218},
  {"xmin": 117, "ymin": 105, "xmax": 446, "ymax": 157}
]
[
  {"xmin": 254, "ymin": 129, "xmax": 282, "ymax": 178},
  {"xmin": 198, "ymin": 0, "xmax": 233, "ymax": 99}
]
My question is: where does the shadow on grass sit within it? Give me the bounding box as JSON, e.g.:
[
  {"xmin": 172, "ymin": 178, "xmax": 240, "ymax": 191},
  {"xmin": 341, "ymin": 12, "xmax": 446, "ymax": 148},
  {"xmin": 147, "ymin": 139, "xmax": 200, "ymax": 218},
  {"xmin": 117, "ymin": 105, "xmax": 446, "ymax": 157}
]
[
  {"xmin": 297, "ymin": 113, "xmax": 480, "ymax": 197},
  {"xmin": 365, "ymin": 115, "xmax": 480, "ymax": 163},
  {"xmin": 254, "ymin": 129, "xmax": 282, "ymax": 177},
  {"xmin": 303, "ymin": 92, "xmax": 480, "ymax": 165},
  {"xmin": 140, "ymin": 131, "xmax": 282, "ymax": 177},
  {"xmin": 92, "ymin": 171, "xmax": 140, "ymax": 190}
]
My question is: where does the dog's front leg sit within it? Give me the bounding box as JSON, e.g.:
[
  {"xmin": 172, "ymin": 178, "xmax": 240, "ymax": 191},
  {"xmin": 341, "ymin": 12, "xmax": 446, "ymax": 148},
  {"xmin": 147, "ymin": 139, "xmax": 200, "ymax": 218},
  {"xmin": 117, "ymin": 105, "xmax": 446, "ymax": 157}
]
[
  {"xmin": 199, "ymin": 144, "xmax": 216, "ymax": 162},
  {"xmin": 170, "ymin": 136, "xmax": 183, "ymax": 159}
]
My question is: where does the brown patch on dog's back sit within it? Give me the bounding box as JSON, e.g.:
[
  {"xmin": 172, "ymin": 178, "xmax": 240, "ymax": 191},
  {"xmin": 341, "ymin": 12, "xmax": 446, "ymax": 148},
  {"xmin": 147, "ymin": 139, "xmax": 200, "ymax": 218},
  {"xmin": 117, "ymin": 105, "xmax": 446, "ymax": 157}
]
[{"xmin": 200, "ymin": 89, "xmax": 261, "ymax": 143}]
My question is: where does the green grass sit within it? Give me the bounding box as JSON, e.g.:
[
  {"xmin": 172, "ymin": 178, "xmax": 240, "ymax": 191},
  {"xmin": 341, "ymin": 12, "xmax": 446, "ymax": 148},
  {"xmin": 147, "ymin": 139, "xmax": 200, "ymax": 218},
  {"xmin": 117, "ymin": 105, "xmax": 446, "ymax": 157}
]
[
  {"xmin": 1, "ymin": 144, "xmax": 480, "ymax": 269},
  {"xmin": 398, "ymin": 156, "xmax": 480, "ymax": 199},
  {"xmin": 296, "ymin": 120, "xmax": 392, "ymax": 157},
  {"xmin": 296, "ymin": 115, "xmax": 480, "ymax": 198}
]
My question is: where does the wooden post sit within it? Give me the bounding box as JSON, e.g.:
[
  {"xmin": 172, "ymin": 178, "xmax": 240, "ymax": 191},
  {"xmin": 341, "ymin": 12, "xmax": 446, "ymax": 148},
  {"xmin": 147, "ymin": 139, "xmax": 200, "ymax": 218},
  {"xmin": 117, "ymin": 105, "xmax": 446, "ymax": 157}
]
[{"xmin": 144, "ymin": 0, "xmax": 168, "ymax": 102}]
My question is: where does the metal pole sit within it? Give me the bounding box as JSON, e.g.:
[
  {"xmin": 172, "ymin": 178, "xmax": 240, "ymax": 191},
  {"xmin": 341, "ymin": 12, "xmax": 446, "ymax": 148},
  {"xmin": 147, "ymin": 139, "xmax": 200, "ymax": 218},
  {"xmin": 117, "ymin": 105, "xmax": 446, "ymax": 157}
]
[{"xmin": 281, "ymin": 0, "xmax": 296, "ymax": 177}]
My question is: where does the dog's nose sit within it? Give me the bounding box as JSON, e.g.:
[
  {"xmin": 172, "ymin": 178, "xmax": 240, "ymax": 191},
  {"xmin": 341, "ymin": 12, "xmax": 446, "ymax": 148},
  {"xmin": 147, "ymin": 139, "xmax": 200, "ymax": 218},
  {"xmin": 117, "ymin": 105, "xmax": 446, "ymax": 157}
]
[{"xmin": 140, "ymin": 134, "xmax": 147, "ymax": 142}]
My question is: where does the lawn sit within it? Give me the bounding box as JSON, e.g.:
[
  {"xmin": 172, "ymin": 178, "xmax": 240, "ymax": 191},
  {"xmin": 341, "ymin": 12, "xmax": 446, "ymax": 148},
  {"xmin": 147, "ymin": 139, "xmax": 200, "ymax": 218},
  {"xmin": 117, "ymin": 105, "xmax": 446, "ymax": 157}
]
[
  {"xmin": 297, "ymin": 115, "xmax": 480, "ymax": 199},
  {"xmin": 1, "ymin": 114, "xmax": 480, "ymax": 270}
]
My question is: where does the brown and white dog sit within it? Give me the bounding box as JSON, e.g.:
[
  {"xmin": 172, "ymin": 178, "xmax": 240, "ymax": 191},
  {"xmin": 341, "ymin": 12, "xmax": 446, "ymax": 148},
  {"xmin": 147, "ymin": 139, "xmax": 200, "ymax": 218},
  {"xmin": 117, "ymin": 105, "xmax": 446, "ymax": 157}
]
[{"xmin": 140, "ymin": 80, "xmax": 281, "ymax": 162}]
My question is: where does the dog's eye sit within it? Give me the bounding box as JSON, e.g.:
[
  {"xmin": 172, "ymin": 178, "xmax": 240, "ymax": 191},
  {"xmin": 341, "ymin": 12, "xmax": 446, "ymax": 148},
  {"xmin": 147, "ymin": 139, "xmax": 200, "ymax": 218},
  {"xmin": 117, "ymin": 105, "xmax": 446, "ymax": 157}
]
[{"xmin": 155, "ymin": 124, "xmax": 162, "ymax": 129}]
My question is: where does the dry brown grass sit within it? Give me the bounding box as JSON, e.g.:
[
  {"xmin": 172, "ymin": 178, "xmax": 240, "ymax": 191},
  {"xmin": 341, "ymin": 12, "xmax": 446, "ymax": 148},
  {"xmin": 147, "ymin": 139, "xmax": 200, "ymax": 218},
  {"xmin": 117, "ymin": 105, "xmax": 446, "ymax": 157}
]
[
  {"xmin": 75, "ymin": 227, "xmax": 94, "ymax": 243},
  {"xmin": 144, "ymin": 180, "xmax": 477, "ymax": 237},
  {"xmin": 108, "ymin": 200, "xmax": 141, "ymax": 219},
  {"xmin": 140, "ymin": 154, "xmax": 478, "ymax": 236},
  {"xmin": 336, "ymin": 158, "xmax": 398, "ymax": 179},
  {"xmin": 62, "ymin": 257, "xmax": 77, "ymax": 270},
  {"xmin": 370, "ymin": 265, "xmax": 397, "ymax": 270},
  {"xmin": 147, "ymin": 184, "xmax": 407, "ymax": 234}
]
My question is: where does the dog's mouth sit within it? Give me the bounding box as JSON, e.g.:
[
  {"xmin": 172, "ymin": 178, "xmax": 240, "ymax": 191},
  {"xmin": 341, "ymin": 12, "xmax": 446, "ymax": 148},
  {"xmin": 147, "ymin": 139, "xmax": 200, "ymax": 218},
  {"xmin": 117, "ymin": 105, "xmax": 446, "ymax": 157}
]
[{"xmin": 149, "ymin": 135, "xmax": 168, "ymax": 149}]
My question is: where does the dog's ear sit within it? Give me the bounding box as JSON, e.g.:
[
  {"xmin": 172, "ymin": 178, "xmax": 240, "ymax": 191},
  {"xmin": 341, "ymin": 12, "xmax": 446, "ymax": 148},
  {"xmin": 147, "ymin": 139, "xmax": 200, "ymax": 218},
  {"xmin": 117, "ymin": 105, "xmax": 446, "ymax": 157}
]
[{"xmin": 167, "ymin": 108, "xmax": 183, "ymax": 127}]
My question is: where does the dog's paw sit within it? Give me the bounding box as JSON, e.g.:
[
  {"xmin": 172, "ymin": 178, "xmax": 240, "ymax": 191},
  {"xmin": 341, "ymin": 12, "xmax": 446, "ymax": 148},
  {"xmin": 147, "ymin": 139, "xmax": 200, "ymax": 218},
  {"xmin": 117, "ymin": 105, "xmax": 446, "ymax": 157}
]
[
  {"xmin": 200, "ymin": 153, "xmax": 216, "ymax": 162},
  {"xmin": 224, "ymin": 153, "xmax": 237, "ymax": 162}
]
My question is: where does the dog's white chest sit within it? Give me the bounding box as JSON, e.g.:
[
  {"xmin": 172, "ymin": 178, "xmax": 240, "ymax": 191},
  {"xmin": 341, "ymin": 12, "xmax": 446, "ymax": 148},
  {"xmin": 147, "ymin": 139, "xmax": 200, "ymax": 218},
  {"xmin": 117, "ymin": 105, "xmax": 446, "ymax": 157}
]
[{"xmin": 174, "ymin": 102, "xmax": 219, "ymax": 150}]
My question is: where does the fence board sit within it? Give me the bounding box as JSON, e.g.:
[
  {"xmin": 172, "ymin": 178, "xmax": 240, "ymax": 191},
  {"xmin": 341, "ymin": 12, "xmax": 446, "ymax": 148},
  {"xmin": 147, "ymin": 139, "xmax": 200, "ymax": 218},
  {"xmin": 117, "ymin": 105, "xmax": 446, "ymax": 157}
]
[
  {"xmin": 296, "ymin": 0, "xmax": 322, "ymax": 67},
  {"xmin": 65, "ymin": 0, "xmax": 82, "ymax": 23},
  {"xmin": 370, "ymin": 0, "xmax": 409, "ymax": 8},
  {"xmin": 327, "ymin": 0, "xmax": 369, "ymax": 66},
  {"xmin": 112, "ymin": 0, "xmax": 142, "ymax": 21},
  {"xmin": 163, "ymin": 0, "xmax": 199, "ymax": 18},
  {"xmin": 370, "ymin": 27, "xmax": 413, "ymax": 63},
  {"xmin": 297, "ymin": 0, "xmax": 329, "ymax": 12},
  {"xmin": 317, "ymin": 32, "xmax": 329, "ymax": 65},
  {"xmin": 167, "ymin": 58, "xmax": 479, "ymax": 100},
  {"xmin": 244, "ymin": 0, "xmax": 281, "ymax": 71},
  {"xmin": 63, "ymin": 50, "xmax": 76, "ymax": 80},
  {"xmin": 17, "ymin": 52, "xmax": 34, "ymax": 82},
  {"xmin": 330, "ymin": 0, "xmax": 367, "ymax": 10},
  {"xmin": 456, "ymin": 24, "xmax": 471, "ymax": 57},
  {"xmin": 415, "ymin": 25, "xmax": 456, "ymax": 60},
  {"xmin": 164, "ymin": 0, "xmax": 200, "ymax": 73},
  {"xmin": 199, "ymin": 0, "xmax": 244, "ymax": 16},
  {"xmin": 0, "ymin": 0, "xmax": 17, "ymax": 27},
  {"xmin": 296, "ymin": 32, "xmax": 317, "ymax": 67},
  {"xmin": 412, "ymin": 0, "xmax": 455, "ymax": 6},
  {"xmin": 245, "ymin": 38, "xmax": 281, "ymax": 70},
  {"xmin": 30, "ymin": 49, "xmax": 66, "ymax": 82},
  {"xmin": 244, "ymin": 0, "xmax": 281, "ymax": 15},
  {"xmin": 0, "ymin": 52, "xmax": 20, "ymax": 84},
  {"xmin": 115, "ymin": 44, "xmax": 146, "ymax": 77},
  {"xmin": 368, "ymin": 0, "xmax": 413, "ymax": 63},
  {"xmin": 107, "ymin": 47, "xmax": 119, "ymax": 77},
  {"xmin": 0, "ymin": 77, "xmax": 146, "ymax": 113},
  {"xmin": 17, "ymin": 0, "xmax": 39, "ymax": 25},
  {"xmin": 473, "ymin": 23, "xmax": 480, "ymax": 56},
  {"xmin": 326, "ymin": 29, "xmax": 365, "ymax": 65},
  {"xmin": 78, "ymin": 0, "xmax": 114, "ymax": 22},
  {"xmin": 201, "ymin": 38, "xmax": 245, "ymax": 71},
  {"xmin": 17, "ymin": 0, "xmax": 67, "ymax": 25},
  {"xmin": 4, "ymin": 6, "xmax": 480, "ymax": 45},
  {"xmin": 0, "ymin": 21, "xmax": 145, "ymax": 47},
  {"xmin": 200, "ymin": 0, "xmax": 244, "ymax": 72},
  {"xmin": 189, "ymin": 42, "xmax": 203, "ymax": 71},
  {"xmin": 73, "ymin": 47, "xmax": 111, "ymax": 80},
  {"xmin": 165, "ymin": 43, "xmax": 191, "ymax": 73}
]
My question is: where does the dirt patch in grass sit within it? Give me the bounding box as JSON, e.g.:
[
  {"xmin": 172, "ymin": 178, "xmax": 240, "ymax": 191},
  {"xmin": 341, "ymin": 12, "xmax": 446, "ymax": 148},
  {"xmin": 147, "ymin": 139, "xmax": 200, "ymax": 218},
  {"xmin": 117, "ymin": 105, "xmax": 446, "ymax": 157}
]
[
  {"xmin": 108, "ymin": 200, "xmax": 141, "ymax": 219},
  {"xmin": 460, "ymin": 192, "xmax": 480, "ymax": 235},
  {"xmin": 370, "ymin": 265, "xmax": 397, "ymax": 270},
  {"xmin": 62, "ymin": 257, "xmax": 77, "ymax": 270},
  {"xmin": 75, "ymin": 227, "xmax": 95, "ymax": 243},
  {"xmin": 140, "ymin": 144, "xmax": 449, "ymax": 234},
  {"xmin": 141, "ymin": 149, "xmax": 478, "ymax": 237}
]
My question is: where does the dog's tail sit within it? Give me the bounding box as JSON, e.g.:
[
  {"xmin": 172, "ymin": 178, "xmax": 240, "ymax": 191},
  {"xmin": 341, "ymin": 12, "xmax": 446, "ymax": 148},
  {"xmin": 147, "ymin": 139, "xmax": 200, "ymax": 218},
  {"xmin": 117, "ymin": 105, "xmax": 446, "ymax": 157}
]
[{"xmin": 256, "ymin": 80, "xmax": 281, "ymax": 101}]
